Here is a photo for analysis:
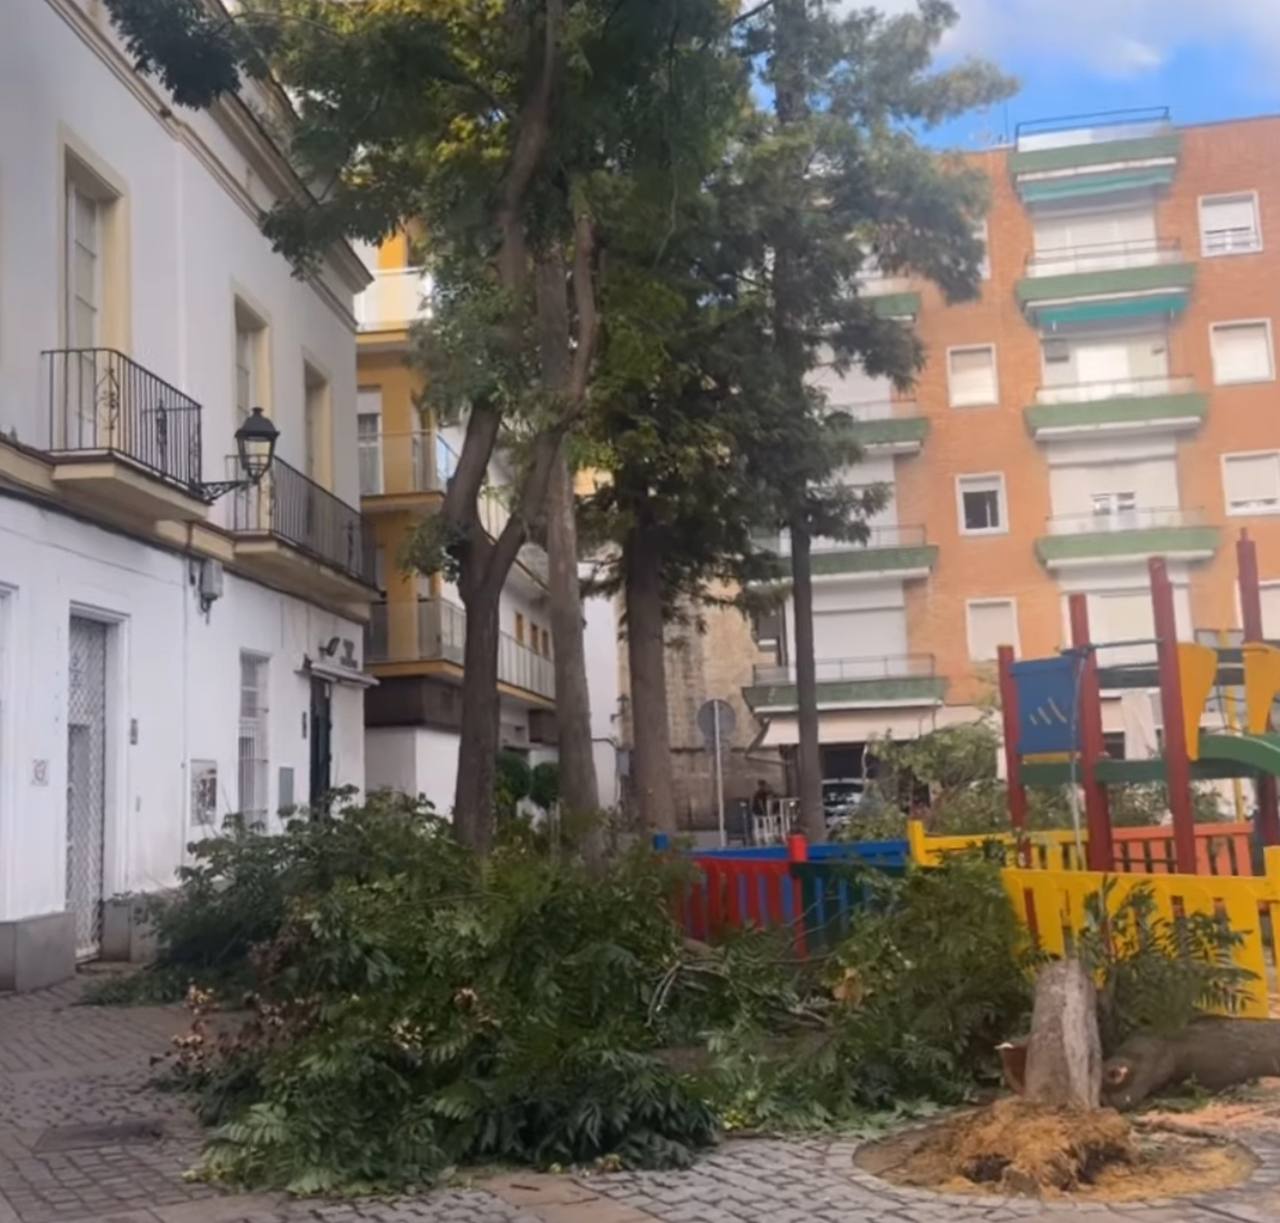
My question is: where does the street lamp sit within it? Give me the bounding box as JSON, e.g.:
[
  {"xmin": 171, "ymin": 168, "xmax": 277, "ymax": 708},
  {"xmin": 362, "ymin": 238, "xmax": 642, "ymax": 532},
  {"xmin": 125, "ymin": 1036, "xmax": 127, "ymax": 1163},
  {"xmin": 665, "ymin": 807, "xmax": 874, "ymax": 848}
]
[{"xmin": 201, "ymin": 407, "xmax": 281, "ymax": 500}]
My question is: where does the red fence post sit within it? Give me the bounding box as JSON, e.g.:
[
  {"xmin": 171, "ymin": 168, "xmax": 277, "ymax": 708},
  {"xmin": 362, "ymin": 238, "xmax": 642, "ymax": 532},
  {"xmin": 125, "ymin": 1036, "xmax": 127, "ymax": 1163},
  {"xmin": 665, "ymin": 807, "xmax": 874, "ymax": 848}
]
[
  {"xmin": 1150, "ymin": 557, "xmax": 1196, "ymax": 874},
  {"xmin": 787, "ymin": 835, "xmax": 809, "ymax": 958},
  {"xmin": 1069, "ymin": 594, "xmax": 1115, "ymax": 872},
  {"xmin": 1239, "ymin": 530, "xmax": 1280, "ymax": 846}
]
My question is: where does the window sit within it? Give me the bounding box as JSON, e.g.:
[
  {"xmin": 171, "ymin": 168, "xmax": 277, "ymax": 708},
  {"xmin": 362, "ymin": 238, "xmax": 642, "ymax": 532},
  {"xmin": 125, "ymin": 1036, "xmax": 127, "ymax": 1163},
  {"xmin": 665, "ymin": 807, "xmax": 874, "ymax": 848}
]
[
  {"xmin": 1223, "ymin": 452, "xmax": 1280, "ymax": 515},
  {"xmin": 234, "ymin": 299, "xmax": 269, "ymax": 425},
  {"xmin": 357, "ymin": 388, "xmax": 383, "ymax": 495},
  {"xmin": 1200, "ymin": 193, "xmax": 1262, "ymax": 256},
  {"xmin": 947, "ymin": 345, "xmax": 998, "ymax": 407},
  {"xmin": 237, "ymin": 654, "xmax": 269, "ymax": 826},
  {"xmin": 67, "ymin": 183, "xmax": 100, "ymax": 349},
  {"xmin": 515, "ymin": 612, "xmax": 525, "ymax": 645},
  {"xmin": 1091, "ymin": 490, "xmax": 1137, "ymax": 521},
  {"xmin": 303, "ymin": 364, "xmax": 330, "ymax": 487},
  {"xmin": 967, "ymin": 599, "xmax": 1018, "ymax": 661},
  {"xmin": 956, "ymin": 473, "xmax": 1007, "ymax": 535},
  {"xmin": 541, "ymin": 628, "xmax": 551, "ymax": 657},
  {"xmin": 1211, "ymin": 320, "xmax": 1274, "ymax": 385},
  {"xmin": 973, "ymin": 220, "xmax": 991, "ymax": 280}
]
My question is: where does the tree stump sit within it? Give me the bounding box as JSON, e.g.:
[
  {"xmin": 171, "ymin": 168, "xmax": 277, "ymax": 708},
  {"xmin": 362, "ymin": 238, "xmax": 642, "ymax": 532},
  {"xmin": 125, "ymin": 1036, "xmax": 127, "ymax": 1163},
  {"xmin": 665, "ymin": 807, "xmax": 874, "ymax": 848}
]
[{"xmin": 1024, "ymin": 959, "xmax": 1102, "ymax": 1110}]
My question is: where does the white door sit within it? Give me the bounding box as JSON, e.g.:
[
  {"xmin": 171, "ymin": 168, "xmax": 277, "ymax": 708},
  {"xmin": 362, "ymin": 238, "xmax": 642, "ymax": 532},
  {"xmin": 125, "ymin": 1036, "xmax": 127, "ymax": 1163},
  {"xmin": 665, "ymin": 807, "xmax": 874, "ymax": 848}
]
[
  {"xmin": 66, "ymin": 617, "xmax": 108, "ymax": 957},
  {"xmin": 64, "ymin": 184, "xmax": 101, "ymax": 447}
]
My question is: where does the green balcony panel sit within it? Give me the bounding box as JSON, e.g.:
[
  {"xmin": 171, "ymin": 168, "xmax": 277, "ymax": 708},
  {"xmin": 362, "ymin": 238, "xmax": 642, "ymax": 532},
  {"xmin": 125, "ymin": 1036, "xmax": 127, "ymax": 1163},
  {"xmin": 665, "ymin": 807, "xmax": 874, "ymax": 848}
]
[
  {"xmin": 871, "ymin": 291, "xmax": 920, "ymax": 320},
  {"xmin": 1026, "ymin": 392, "xmax": 1207, "ymax": 437},
  {"xmin": 1010, "ymin": 132, "xmax": 1181, "ymax": 177},
  {"xmin": 845, "ymin": 416, "xmax": 929, "ymax": 449},
  {"xmin": 1036, "ymin": 525, "xmax": 1220, "ymax": 566},
  {"xmin": 1017, "ymin": 261, "xmax": 1195, "ymax": 308},
  {"xmin": 744, "ymin": 675, "xmax": 947, "ymax": 711},
  {"xmin": 810, "ymin": 544, "xmax": 937, "ymax": 577}
]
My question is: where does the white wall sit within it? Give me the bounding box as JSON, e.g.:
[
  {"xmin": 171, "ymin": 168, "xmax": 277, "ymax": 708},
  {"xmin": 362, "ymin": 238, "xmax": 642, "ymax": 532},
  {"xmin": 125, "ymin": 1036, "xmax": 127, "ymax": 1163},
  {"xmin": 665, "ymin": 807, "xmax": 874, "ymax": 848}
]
[
  {"xmin": 0, "ymin": 494, "xmax": 365, "ymax": 922},
  {"xmin": 0, "ymin": 0, "xmax": 361, "ymax": 511},
  {"xmin": 365, "ymin": 725, "xmax": 460, "ymax": 817}
]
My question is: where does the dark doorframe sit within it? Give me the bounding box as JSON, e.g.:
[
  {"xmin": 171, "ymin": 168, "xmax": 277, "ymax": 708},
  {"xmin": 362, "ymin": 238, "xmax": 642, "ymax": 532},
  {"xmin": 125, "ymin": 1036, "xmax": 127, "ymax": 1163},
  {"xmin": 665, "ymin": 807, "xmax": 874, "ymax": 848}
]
[{"xmin": 309, "ymin": 676, "xmax": 333, "ymax": 810}]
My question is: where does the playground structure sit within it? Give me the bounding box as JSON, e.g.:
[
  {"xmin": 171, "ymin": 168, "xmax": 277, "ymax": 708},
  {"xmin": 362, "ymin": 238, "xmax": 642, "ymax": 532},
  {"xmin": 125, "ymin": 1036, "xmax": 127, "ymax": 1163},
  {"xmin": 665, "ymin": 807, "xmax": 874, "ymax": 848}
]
[{"xmin": 997, "ymin": 530, "xmax": 1280, "ymax": 878}]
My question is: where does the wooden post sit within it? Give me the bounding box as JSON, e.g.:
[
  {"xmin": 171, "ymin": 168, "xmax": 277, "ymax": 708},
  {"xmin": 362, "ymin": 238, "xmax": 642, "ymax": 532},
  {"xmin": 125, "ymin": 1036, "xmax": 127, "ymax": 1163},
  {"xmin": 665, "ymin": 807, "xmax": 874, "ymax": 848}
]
[
  {"xmin": 998, "ymin": 645, "xmax": 1029, "ymax": 866},
  {"xmin": 1238, "ymin": 530, "xmax": 1280, "ymax": 845},
  {"xmin": 1068, "ymin": 594, "xmax": 1114, "ymax": 872},
  {"xmin": 1150, "ymin": 557, "xmax": 1196, "ymax": 874}
]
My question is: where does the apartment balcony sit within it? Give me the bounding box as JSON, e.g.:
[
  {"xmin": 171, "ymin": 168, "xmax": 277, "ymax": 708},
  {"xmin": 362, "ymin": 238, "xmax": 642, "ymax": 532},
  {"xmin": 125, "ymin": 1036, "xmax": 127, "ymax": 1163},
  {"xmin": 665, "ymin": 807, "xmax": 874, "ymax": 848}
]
[
  {"xmin": 229, "ymin": 456, "xmax": 377, "ymax": 601},
  {"xmin": 762, "ymin": 524, "xmax": 937, "ymax": 582},
  {"xmin": 354, "ymin": 266, "xmax": 431, "ymax": 337},
  {"xmin": 833, "ymin": 401, "xmax": 929, "ymax": 455},
  {"xmin": 1025, "ymin": 374, "xmax": 1207, "ymax": 441},
  {"xmin": 365, "ymin": 597, "xmax": 555, "ymax": 702},
  {"xmin": 743, "ymin": 654, "xmax": 945, "ymax": 713},
  {"xmin": 1017, "ymin": 238, "xmax": 1194, "ymax": 329},
  {"xmin": 360, "ymin": 429, "xmax": 455, "ymax": 512},
  {"xmin": 1011, "ymin": 108, "xmax": 1181, "ymax": 205},
  {"xmin": 855, "ymin": 269, "xmax": 921, "ymax": 320},
  {"xmin": 42, "ymin": 348, "xmax": 207, "ymax": 521},
  {"xmin": 1035, "ymin": 506, "xmax": 1219, "ymax": 571}
]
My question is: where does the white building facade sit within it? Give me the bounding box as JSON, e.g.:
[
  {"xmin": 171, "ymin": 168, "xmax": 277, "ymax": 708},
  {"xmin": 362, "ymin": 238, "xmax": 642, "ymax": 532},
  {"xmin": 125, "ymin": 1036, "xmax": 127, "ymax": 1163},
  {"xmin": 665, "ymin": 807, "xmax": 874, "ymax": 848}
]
[{"xmin": 0, "ymin": 0, "xmax": 376, "ymax": 987}]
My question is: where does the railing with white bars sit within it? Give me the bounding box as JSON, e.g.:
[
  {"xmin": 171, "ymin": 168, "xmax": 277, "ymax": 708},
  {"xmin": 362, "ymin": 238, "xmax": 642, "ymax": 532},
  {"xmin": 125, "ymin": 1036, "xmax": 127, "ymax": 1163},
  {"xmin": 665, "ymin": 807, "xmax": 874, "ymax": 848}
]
[
  {"xmin": 767, "ymin": 523, "xmax": 927, "ymax": 555},
  {"xmin": 354, "ymin": 266, "xmax": 431, "ymax": 331},
  {"xmin": 1014, "ymin": 107, "xmax": 1172, "ymax": 153},
  {"xmin": 1024, "ymin": 237, "xmax": 1182, "ymax": 279},
  {"xmin": 1045, "ymin": 505, "xmax": 1207, "ymax": 536},
  {"xmin": 359, "ymin": 429, "xmax": 458, "ymax": 497},
  {"xmin": 1203, "ymin": 226, "xmax": 1261, "ymax": 256},
  {"xmin": 827, "ymin": 398, "xmax": 918, "ymax": 423},
  {"xmin": 753, "ymin": 654, "xmax": 936, "ymax": 686},
  {"xmin": 1034, "ymin": 373, "xmax": 1194, "ymax": 406}
]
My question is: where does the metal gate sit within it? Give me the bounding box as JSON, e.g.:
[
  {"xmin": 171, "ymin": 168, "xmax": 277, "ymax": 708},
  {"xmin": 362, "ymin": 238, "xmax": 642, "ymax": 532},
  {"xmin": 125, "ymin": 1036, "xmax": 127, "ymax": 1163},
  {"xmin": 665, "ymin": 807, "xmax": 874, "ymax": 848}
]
[
  {"xmin": 66, "ymin": 617, "xmax": 107, "ymax": 956},
  {"xmin": 309, "ymin": 677, "xmax": 332, "ymax": 811}
]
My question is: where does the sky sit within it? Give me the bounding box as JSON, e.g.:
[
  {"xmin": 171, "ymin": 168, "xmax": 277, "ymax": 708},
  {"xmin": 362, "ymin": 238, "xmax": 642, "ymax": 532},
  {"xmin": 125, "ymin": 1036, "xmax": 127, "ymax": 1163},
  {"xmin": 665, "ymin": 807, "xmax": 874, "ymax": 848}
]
[{"xmin": 861, "ymin": 0, "xmax": 1280, "ymax": 148}]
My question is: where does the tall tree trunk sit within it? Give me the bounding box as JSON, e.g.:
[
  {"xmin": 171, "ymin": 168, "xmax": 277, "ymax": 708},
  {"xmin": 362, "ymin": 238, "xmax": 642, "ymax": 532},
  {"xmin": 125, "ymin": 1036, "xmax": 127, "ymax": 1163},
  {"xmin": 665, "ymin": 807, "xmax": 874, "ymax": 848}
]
[
  {"xmin": 625, "ymin": 527, "xmax": 676, "ymax": 832},
  {"xmin": 454, "ymin": 575, "xmax": 502, "ymax": 853},
  {"xmin": 790, "ymin": 521, "xmax": 824, "ymax": 840},
  {"xmin": 547, "ymin": 444, "xmax": 602, "ymax": 822}
]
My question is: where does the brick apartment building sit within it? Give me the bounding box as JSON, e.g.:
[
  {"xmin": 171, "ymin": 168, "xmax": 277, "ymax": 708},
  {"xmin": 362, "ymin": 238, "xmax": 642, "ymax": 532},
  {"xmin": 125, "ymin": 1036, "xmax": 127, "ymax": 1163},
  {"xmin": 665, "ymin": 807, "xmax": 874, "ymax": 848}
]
[{"xmin": 692, "ymin": 108, "xmax": 1280, "ymax": 807}]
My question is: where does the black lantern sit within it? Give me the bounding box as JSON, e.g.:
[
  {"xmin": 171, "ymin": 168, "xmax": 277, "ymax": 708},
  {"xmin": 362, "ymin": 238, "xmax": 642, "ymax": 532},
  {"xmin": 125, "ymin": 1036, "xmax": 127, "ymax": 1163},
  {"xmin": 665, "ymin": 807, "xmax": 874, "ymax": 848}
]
[{"xmin": 235, "ymin": 407, "xmax": 279, "ymax": 484}]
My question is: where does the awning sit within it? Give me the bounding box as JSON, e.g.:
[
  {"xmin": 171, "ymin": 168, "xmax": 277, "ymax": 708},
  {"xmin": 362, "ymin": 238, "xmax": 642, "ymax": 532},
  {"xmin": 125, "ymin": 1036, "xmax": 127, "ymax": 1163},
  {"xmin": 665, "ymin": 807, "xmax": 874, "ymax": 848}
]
[
  {"xmin": 757, "ymin": 704, "xmax": 985, "ymax": 747},
  {"xmin": 299, "ymin": 655, "xmax": 380, "ymax": 689}
]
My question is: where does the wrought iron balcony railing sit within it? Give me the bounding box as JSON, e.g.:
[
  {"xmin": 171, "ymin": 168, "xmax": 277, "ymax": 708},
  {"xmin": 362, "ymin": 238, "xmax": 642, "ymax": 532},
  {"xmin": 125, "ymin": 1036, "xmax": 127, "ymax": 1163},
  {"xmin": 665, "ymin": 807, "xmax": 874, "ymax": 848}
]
[
  {"xmin": 753, "ymin": 654, "xmax": 936, "ymax": 686},
  {"xmin": 230, "ymin": 455, "xmax": 376, "ymax": 585},
  {"xmin": 43, "ymin": 348, "xmax": 203, "ymax": 492}
]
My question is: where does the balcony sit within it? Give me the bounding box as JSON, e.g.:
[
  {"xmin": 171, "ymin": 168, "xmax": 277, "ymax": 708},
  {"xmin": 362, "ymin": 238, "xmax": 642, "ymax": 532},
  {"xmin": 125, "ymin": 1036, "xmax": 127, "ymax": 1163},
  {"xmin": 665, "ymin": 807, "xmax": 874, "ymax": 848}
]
[
  {"xmin": 1011, "ymin": 108, "xmax": 1181, "ymax": 205},
  {"xmin": 743, "ymin": 654, "xmax": 945, "ymax": 712},
  {"xmin": 1026, "ymin": 374, "xmax": 1206, "ymax": 440},
  {"xmin": 366, "ymin": 597, "xmax": 555, "ymax": 701},
  {"xmin": 359, "ymin": 429, "xmax": 455, "ymax": 509},
  {"xmin": 42, "ymin": 348, "xmax": 207, "ymax": 521},
  {"xmin": 1017, "ymin": 239, "xmax": 1194, "ymax": 329},
  {"xmin": 354, "ymin": 266, "xmax": 431, "ymax": 334},
  {"xmin": 832, "ymin": 401, "xmax": 928, "ymax": 455},
  {"xmin": 229, "ymin": 456, "xmax": 377, "ymax": 600},
  {"xmin": 762, "ymin": 524, "xmax": 937, "ymax": 582},
  {"xmin": 1036, "ymin": 506, "xmax": 1220, "ymax": 570}
]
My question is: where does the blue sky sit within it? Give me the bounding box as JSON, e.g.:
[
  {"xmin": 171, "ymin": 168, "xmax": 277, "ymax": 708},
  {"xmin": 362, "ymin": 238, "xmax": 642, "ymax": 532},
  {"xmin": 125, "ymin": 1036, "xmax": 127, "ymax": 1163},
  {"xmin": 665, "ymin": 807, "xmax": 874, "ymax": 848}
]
[{"xmin": 862, "ymin": 0, "xmax": 1280, "ymax": 149}]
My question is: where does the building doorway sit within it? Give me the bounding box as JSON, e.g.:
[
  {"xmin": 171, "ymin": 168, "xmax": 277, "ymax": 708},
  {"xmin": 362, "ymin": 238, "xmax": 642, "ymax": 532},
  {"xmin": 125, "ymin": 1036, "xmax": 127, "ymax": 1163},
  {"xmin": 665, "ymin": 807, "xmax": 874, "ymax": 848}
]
[
  {"xmin": 309, "ymin": 677, "xmax": 332, "ymax": 809},
  {"xmin": 66, "ymin": 616, "xmax": 108, "ymax": 957}
]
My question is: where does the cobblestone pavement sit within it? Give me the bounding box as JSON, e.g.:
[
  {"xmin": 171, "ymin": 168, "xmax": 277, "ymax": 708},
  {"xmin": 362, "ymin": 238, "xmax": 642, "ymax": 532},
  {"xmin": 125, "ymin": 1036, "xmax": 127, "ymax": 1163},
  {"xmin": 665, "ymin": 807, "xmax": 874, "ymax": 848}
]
[{"xmin": 3, "ymin": 976, "xmax": 1280, "ymax": 1222}]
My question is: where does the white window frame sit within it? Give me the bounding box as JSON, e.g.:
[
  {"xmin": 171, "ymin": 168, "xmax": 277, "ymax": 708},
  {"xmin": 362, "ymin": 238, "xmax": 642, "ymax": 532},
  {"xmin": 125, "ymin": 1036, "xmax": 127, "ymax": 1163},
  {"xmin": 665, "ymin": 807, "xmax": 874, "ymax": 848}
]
[
  {"xmin": 966, "ymin": 597, "xmax": 1020, "ymax": 661},
  {"xmin": 1198, "ymin": 191, "xmax": 1263, "ymax": 258},
  {"xmin": 1221, "ymin": 450, "xmax": 1280, "ymax": 517},
  {"xmin": 946, "ymin": 343, "xmax": 999, "ymax": 408},
  {"xmin": 357, "ymin": 387, "xmax": 384, "ymax": 496},
  {"xmin": 955, "ymin": 472, "xmax": 1008, "ymax": 537},
  {"xmin": 237, "ymin": 652, "xmax": 270, "ymax": 826},
  {"xmin": 1210, "ymin": 318, "xmax": 1275, "ymax": 386}
]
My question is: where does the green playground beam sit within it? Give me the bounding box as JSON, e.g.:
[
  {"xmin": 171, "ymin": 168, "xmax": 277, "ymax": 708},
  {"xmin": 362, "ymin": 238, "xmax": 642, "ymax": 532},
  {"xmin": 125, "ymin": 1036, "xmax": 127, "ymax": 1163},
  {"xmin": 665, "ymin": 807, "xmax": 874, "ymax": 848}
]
[{"xmin": 1020, "ymin": 756, "xmax": 1262, "ymax": 787}]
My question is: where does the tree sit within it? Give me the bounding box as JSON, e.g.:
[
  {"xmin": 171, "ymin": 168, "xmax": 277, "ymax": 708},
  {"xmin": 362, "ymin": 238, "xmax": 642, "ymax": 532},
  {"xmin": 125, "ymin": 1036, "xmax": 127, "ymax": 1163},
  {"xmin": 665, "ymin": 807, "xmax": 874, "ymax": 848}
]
[
  {"xmin": 731, "ymin": 0, "xmax": 1014, "ymax": 840},
  {"xmin": 104, "ymin": 0, "xmax": 737, "ymax": 851}
]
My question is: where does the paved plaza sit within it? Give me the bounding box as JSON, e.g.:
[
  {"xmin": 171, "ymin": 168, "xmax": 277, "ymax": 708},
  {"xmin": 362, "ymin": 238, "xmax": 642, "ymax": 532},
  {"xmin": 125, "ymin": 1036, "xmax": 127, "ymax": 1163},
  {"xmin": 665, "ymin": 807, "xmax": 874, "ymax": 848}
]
[{"xmin": 0, "ymin": 977, "xmax": 1278, "ymax": 1223}]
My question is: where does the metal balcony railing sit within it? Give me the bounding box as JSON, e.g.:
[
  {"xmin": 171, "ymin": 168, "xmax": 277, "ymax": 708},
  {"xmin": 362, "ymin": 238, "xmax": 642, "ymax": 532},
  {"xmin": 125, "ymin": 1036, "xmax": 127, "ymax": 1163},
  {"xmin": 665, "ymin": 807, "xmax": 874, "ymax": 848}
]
[
  {"xmin": 420, "ymin": 597, "xmax": 467, "ymax": 665},
  {"xmin": 43, "ymin": 348, "xmax": 203, "ymax": 492},
  {"xmin": 1203, "ymin": 225, "xmax": 1262, "ymax": 256},
  {"xmin": 230, "ymin": 455, "xmax": 376, "ymax": 584},
  {"xmin": 753, "ymin": 654, "xmax": 936, "ymax": 686},
  {"xmin": 1015, "ymin": 107, "xmax": 1172, "ymax": 153},
  {"xmin": 828, "ymin": 398, "xmax": 918, "ymax": 422},
  {"xmin": 1034, "ymin": 373, "xmax": 1194, "ymax": 406},
  {"xmin": 358, "ymin": 429, "xmax": 458, "ymax": 497},
  {"xmin": 1045, "ymin": 506, "xmax": 1207, "ymax": 536},
  {"xmin": 1025, "ymin": 237, "xmax": 1182, "ymax": 278},
  {"xmin": 354, "ymin": 266, "xmax": 431, "ymax": 331},
  {"xmin": 499, "ymin": 630, "xmax": 555, "ymax": 698}
]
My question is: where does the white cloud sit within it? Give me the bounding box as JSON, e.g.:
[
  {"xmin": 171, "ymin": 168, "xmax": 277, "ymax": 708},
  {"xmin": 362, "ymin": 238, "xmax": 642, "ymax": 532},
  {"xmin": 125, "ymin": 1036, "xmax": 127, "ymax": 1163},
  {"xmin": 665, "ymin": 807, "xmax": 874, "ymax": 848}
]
[{"xmin": 849, "ymin": 0, "xmax": 1280, "ymax": 81}]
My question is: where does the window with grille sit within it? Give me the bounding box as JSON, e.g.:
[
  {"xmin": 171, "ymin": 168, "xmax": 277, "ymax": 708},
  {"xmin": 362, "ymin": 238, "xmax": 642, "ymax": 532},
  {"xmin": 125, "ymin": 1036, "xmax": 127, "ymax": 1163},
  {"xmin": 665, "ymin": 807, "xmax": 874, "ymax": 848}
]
[
  {"xmin": 957, "ymin": 473, "xmax": 1007, "ymax": 534},
  {"xmin": 947, "ymin": 345, "xmax": 998, "ymax": 407},
  {"xmin": 1211, "ymin": 321, "xmax": 1274, "ymax": 385},
  {"xmin": 1200, "ymin": 193, "xmax": 1262, "ymax": 256},
  {"xmin": 237, "ymin": 653, "xmax": 269, "ymax": 826},
  {"xmin": 1224, "ymin": 452, "xmax": 1280, "ymax": 515},
  {"xmin": 357, "ymin": 388, "xmax": 383, "ymax": 494},
  {"xmin": 967, "ymin": 599, "xmax": 1018, "ymax": 661}
]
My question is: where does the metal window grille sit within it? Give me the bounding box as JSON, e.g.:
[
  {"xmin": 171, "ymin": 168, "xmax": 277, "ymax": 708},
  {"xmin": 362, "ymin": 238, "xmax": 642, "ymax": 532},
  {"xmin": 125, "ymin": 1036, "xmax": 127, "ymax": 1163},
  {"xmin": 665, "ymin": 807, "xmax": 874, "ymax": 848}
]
[
  {"xmin": 237, "ymin": 654, "xmax": 269, "ymax": 826},
  {"xmin": 67, "ymin": 617, "xmax": 107, "ymax": 956}
]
